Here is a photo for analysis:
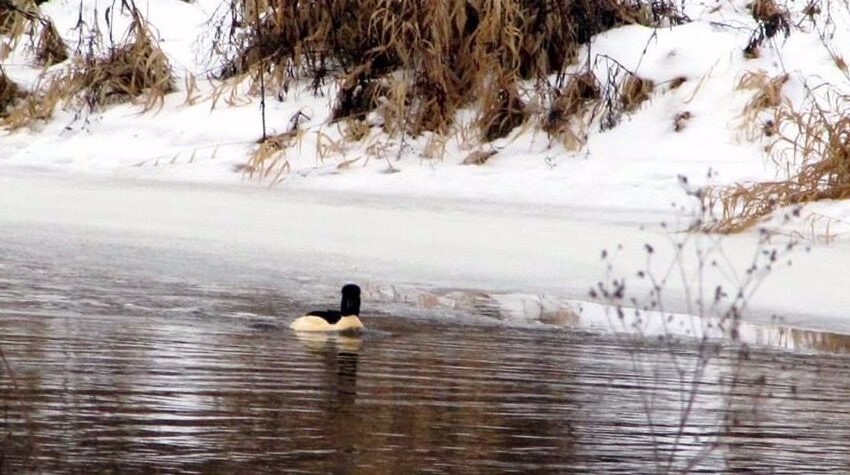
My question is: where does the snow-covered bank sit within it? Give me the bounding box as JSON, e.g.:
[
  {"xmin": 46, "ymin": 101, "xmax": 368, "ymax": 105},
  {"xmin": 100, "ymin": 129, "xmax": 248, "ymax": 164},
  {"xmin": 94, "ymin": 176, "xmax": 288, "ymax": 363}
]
[
  {"xmin": 3, "ymin": 0, "xmax": 850, "ymax": 225},
  {"xmin": 2, "ymin": 171, "xmax": 848, "ymax": 335}
]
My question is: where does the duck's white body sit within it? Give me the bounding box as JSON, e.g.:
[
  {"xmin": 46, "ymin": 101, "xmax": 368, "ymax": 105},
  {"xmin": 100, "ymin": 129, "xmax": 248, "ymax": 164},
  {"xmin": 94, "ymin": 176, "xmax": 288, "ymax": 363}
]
[{"xmin": 290, "ymin": 314, "xmax": 364, "ymax": 332}]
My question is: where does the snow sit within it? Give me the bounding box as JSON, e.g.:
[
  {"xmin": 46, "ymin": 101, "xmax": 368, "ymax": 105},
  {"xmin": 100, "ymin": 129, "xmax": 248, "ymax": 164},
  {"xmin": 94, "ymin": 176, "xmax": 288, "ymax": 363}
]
[{"xmin": 4, "ymin": 0, "xmax": 850, "ymax": 337}]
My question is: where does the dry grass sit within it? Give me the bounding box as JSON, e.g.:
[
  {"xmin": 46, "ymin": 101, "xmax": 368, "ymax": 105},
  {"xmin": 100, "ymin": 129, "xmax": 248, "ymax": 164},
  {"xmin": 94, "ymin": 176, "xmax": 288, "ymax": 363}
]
[
  {"xmin": 622, "ymin": 75, "xmax": 654, "ymax": 111},
  {"xmin": 543, "ymin": 70, "xmax": 601, "ymax": 149},
  {"xmin": 3, "ymin": 3, "xmax": 173, "ymax": 129},
  {"xmin": 598, "ymin": 56, "xmax": 656, "ymax": 132},
  {"xmin": 478, "ymin": 76, "xmax": 527, "ymax": 142},
  {"xmin": 0, "ymin": 0, "xmax": 34, "ymax": 39},
  {"xmin": 736, "ymin": 71, "xmax": 788, "ymax": 141},
  {"xmin": 1, "ymin": 0, "xmax": 38, "ymax": 60},
  {"xmin": 707, "ymin": 89, "xmax": 850, "ymax": 232},
  {"xmin": 0, "ymin": 0, "xmax": 66, "ymax": 65},
  {"xmin": 209, "ymin": 0, "xmax": 683, "ymax": 146},
  {"xmin": 744, "ymin": 0, "xmax": 791, "ymax": 58},
  {"xmin": 34, "ymin": 19, "xmax": 66, "ymax": 66},
  {"xmin": 0, "ymin": 66, "xmax": 22, "ymax": 115}
]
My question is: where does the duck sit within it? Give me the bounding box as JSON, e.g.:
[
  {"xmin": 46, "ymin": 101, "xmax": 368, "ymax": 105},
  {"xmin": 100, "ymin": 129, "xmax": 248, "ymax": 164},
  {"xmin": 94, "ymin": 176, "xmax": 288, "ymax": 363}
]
[{"xmin": 290, "ymin": 284, "xmax": 364, "ymax": 332}]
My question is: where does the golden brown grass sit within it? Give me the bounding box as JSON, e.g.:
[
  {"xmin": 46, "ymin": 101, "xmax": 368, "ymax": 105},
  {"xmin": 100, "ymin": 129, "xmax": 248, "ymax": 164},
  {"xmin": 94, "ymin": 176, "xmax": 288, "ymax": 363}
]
[
  {"xmin": 543, "ymin": 71, "xmax": 601, "ymax": 149},
  {"xmin": 622, "ymin": 75, "xmax": 654, "ymax": 111},
  {"xmin": 3, "ymin": 5, "xmax": 173, "ymax": 129},
  {"xmin": 0, "ymin": 0, "xmax": 66, "ymax": 65},
  {"xmin": 211, "ymin": 0, "xmax": 682, "ymax": 144},
  {"xmin": 0, "ymin": 67, "xmax": 22, "ymax": 115},
  {"xmin": 707, "ymin": 89, "xmax": 850, "ymax": 232},
  {"xmin": 0, "ymin": 0, "xmax": 34, "ymax": 39},
  {"xmin": 34, "ymin": 19, "xmax": 66, "ymax": 66},
  {"xmin": 744, "ymin": 0, "xmax": 791, "ymax": 58},
  {"xmin": 735, "ymin": 71, "xmax": 788, "ymax": 140}
]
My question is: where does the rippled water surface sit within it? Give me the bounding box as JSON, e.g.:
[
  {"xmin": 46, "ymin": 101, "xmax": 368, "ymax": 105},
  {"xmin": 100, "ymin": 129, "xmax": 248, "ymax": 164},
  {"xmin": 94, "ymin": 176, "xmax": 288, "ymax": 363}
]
[{"xmin": 3, "ymin": 236, "xmax": 850, "ymax": 473}]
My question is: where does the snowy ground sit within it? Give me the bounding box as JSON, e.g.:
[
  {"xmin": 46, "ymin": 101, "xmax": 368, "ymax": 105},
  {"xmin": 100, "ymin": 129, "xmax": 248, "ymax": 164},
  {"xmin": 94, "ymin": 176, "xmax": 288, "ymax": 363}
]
[{"xmin": 4, "ymin": 1, "xmax": 850, "ymax": 335}]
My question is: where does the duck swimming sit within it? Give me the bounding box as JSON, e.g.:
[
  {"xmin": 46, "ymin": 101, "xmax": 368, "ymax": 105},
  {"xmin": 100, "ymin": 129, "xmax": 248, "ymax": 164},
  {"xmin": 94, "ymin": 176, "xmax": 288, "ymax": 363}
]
[{"xmin": 290, "ymin": 284, "xmax": 364, "ymax": 332}]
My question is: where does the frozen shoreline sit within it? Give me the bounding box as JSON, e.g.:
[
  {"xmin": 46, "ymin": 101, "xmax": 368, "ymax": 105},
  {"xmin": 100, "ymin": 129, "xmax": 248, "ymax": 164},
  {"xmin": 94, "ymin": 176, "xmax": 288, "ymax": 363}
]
[{"xmin": 3, "ymin": 169, "xmax": 850, "ymax": 336}]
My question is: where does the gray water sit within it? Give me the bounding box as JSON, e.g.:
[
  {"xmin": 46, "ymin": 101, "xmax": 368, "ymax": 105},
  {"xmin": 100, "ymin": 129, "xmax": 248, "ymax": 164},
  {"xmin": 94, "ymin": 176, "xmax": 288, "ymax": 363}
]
[{"xmin": 2, "ymin": 232, "xmax": 850, "ymax": 473}]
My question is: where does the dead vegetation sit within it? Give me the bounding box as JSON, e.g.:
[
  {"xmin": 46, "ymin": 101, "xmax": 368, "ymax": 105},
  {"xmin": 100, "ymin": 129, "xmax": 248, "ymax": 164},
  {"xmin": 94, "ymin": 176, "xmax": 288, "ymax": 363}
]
[
  {"xmin": 597, "ymin": 54, "xmax": 656, "ymax": 132},
  {"xmin": 207, "ymin": 0, "xmax": 682, "ymax": 155},
  {"xmin": 736, "ymin": 70, "xmax": 788, "ymax": 140},
  {"xmin": 202, "ymin": 0, "xmax": 684, "ymax": 176},
  {"xmin": 0, "ymin": 0, "xmax": 35, "ymax": 40},
  {"xmin": 744, "ymin": 0, "xmax": 791, "ymax": 58},
  {"xmin": 543, "ymin": 71, "xmax": 601, "ymax": 149},
  {"xmin": 34, "ymin": 19, "xmax": 66, "ymax": 66},
  {"xmin": 673, "ymin": 110, "xmax": 691, "ymax": 132},
  {"xmin": 706, "ymin": 87, "xmax": 850, "ymax": 232},
  {"xmin": 2, "ymin": 0, "xmax": 173, "ymax": 129},
  {"xmin": 0, "ymin": 66, "xmax": 22, "ymax": 115},
  {"xmin": 0, "ymin": 0, "xmax": 67, "ymax": 65}
]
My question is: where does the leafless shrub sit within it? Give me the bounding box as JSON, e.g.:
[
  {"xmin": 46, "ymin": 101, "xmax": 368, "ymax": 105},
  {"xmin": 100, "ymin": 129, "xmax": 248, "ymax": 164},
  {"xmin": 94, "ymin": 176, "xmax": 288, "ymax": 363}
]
[{"xmin": 593, "ymin": 217, "xmax": 798, "ymax": 470}]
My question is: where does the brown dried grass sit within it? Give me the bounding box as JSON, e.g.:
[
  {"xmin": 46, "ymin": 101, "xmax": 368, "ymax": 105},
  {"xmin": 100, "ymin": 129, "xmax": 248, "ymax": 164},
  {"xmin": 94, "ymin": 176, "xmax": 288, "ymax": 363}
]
[
  {"xmin": 543, "ymin": 70, "xmax": 601, "ymax": 149},
  {"xmin": 3, "ymin": 7, "xmax": 173, "ymax": 129},
  {"xmin": 736, "ymin": 71, "xmax": 788, "ymax": 140},
  {"xmin": 0, "ymin": 0, "xmax": 34, "ymax": 38},
  {"xmin": 0, "ymin": 0, "xmax": 66, "ymax": 65},
  {"xmin": 744, "ymin": 0, "xmax": 791, "ymax": 58},
  {"xmin": 622, "ymin": 75, "xmax": 654, "ymax": 112},
  {"xmin": 707, "ymin": 89, "xmax": 850, "ymax": 232},
  {"xmin": 211, "ymin": 0, "xmax": 682, "ymax": 144},
  {"xmin": 0, "ymin": 67, "xmax": 21, "ymax": 115},
  {"xmin": 35, "ymin": 20, "xmax": 66, "ymax": 66}
]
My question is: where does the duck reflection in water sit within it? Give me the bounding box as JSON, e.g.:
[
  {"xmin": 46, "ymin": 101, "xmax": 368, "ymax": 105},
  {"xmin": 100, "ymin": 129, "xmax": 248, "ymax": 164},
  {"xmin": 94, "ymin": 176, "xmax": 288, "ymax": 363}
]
[{"xmin": 294, "ymin": 331, "xmax": 361, "ymax": 410}]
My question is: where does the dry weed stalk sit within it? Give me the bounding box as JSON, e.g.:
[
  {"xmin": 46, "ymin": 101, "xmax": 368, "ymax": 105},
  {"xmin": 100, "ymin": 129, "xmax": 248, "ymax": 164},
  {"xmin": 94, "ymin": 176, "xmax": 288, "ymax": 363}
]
[
  {"xmin": 35, "ymin": 19, "xmax": 67, "ymax": 66},
  {"xmin": 736, "ymin": 71, "xmax": 788, "ymax": 141},
  {"xmin": 543, "ymin": 70, "xmax": 601, "ymax": 149},
  {"xmin": 245, "ymin": 130, "xmax": 298, "ymax": 183},
  {"xmin": 182, "ymin": 73, "xmax": 202, "ymax": 106},
  {"xmin": 3, "ymin": 2, "xmax": 173, "ymax": 129},
  {"xmin": 744, "ymin": 0, "xmax": 791, "ymax": 58},
  {"xmin": 0, "ymin": 0, "xmax": 36, "ymax": 45},
  {"xmin": 0, "ymin": 66, "xmax": 22, "ymax": 115},
  {"xmin": 598, "ymin": 54, "xmax": 655, "ymax": 131},
  {"xmin": 0, "ymin": 0, "xmax": 67, "ymax": 65},
  {"xmin": 708, "ymin": 89, "xmax": 850, "ymax": 232}
]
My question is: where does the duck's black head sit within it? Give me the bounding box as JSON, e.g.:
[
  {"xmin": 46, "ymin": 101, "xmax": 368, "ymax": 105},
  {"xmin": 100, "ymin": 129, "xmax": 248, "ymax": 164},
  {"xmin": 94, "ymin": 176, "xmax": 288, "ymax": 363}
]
[{"xmin": 340, "ymin": 284, "xmax": 361, "ymax": 316}]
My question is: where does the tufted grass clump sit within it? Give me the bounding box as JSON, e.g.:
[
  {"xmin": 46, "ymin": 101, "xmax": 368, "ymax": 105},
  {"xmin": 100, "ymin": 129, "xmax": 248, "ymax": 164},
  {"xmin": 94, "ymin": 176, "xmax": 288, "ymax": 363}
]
[
  {"xmin": 706, "ymin": 88, "xmax": 850, "ymax": 232},
  {"xmin": 210, "ymin": 0, "xmax": 683, "ymax": 141},
  {"xmin": 3, "ymin": 2, "xmax": 173, "ymax": 129}
]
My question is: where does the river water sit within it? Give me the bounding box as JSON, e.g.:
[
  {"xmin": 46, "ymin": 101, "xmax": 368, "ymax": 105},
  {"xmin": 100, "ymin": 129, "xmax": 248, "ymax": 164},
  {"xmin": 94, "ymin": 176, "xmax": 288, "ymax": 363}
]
[{"xmin": 2, "ymin": 230, "xmax": 850, "ymax": 473}]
